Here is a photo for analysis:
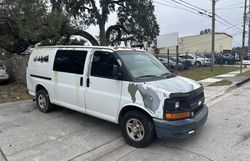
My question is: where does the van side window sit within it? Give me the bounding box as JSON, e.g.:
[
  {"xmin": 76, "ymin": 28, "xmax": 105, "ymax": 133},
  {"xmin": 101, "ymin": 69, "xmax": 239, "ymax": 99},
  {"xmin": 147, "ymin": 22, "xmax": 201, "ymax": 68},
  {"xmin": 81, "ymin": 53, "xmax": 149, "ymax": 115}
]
[
  {"xmin": 53, "ymin": 50, "xmax": 87, "ymax": 74},
  {"xmin": 91, "ymin": 51, "xmax": 119, "ymax": 79}
]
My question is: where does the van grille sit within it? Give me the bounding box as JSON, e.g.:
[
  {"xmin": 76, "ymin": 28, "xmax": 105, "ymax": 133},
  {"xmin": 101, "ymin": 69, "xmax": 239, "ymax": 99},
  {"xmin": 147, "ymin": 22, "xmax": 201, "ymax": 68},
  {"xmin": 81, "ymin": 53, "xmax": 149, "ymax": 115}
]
[{"xmin": 164, "ymin": 87, "xmax": 205, "ymax": 115}]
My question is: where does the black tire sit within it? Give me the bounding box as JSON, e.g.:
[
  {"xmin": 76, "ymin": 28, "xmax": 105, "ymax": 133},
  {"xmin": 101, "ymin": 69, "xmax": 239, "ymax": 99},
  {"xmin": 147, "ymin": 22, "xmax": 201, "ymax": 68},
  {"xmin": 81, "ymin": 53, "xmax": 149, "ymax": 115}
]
[
  {"xmin": 36, "ymin": 89, "xmax": 54, "ymax": 113},
  {"xmin": 194, "ymin": 61, "xmax": 201, "ymax": 67},
  {"xmin": 121, "ymin": 111, "xmax": 155, "ymax": 148}
]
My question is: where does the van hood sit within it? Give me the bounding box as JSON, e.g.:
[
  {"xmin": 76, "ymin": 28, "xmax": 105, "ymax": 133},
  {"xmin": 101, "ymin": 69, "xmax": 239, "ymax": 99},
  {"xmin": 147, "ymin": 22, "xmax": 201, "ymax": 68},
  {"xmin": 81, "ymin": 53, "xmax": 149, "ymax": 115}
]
[
  {"xmin": 127, "ymin": 76, "xmax": 201, "ymax": 117},
  {"xmin": 146, "ymin": 76, "xmax": 201, "ymax": 93}
]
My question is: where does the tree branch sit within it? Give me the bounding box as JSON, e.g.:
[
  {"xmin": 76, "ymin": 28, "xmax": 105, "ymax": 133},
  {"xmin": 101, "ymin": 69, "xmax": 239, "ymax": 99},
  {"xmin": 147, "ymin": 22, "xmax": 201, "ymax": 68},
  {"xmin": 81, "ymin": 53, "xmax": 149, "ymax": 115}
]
[{"xmin": 89, "ymin": 0, "xmax": 102, "ymax": 23}]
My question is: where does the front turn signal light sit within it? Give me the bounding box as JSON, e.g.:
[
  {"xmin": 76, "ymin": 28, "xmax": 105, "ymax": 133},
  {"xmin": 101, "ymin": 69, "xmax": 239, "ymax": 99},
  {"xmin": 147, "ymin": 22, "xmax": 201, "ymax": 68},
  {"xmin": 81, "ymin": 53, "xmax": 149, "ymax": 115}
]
[{"xmin": 165, "ymin": 112, "xmax": 191, "ymax": 120}]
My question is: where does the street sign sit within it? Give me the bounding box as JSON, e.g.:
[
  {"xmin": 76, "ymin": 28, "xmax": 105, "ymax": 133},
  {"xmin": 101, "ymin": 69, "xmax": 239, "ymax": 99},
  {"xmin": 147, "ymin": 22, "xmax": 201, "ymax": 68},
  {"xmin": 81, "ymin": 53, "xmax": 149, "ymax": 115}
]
[{"xmin": 157, "ymin": 32, "xmax": 178, "ymax": 48}]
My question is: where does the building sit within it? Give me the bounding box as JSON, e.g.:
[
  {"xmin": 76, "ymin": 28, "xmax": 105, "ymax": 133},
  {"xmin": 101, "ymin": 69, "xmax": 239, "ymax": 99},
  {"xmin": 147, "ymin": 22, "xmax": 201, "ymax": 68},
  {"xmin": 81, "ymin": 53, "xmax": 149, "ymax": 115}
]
[{"xmin": 149, "ymin": 32, "xmax": 233, "ymax": 54}]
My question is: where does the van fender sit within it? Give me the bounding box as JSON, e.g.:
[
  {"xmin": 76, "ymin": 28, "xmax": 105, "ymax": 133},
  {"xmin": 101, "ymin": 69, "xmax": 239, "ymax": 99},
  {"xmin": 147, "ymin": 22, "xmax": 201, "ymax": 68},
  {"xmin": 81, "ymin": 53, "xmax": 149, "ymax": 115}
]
[
  {"xmin": 35, "ymin": 83, "xmax": 51, "ymax": 97},
  {"xmin": 116, "ymin": 103, "xmax": 155, "ymax": 123}
]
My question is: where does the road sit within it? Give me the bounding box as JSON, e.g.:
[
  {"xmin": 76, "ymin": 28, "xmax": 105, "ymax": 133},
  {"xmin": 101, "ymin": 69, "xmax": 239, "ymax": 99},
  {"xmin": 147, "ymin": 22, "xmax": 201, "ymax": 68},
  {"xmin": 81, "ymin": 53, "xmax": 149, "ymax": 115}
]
[{"xmin": 0, "ymin": 83, "xmax": 250, "ymax": 161}]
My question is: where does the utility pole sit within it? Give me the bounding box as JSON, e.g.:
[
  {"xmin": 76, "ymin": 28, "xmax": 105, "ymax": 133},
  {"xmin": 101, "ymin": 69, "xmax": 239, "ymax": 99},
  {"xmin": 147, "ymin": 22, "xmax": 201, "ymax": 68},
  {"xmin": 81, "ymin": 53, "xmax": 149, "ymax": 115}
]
[
  {"xmin": 248, "ymin": 0, "xmax": 250, "ymax": 57},
  {"xmin": 211, "ymin": 0, "xmax": 216, "ymax": 72},
  {"xmin": 241, "ymin": 0, "xmax": 247, "ymax": 74}
]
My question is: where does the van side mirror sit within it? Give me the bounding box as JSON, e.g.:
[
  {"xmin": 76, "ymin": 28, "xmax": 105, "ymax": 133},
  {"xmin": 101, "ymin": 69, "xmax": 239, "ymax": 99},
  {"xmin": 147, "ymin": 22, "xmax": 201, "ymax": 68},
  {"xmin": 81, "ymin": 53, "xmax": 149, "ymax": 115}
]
[{"xmin": 112, "ymin": 64, "xmax": 122, "ymax": 80}]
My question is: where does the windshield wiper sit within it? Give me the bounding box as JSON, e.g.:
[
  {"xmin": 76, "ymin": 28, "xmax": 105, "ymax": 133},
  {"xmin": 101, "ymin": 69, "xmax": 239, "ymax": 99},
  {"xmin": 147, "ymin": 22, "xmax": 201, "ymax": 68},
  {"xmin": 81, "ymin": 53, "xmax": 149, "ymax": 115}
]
[
  {"xmin": 160, "ymin": 73, "xmax": 175, "ymax": 78},
  {"xmin": 136, "ymin": 75, "xmax": 160, "ymax": 79}
]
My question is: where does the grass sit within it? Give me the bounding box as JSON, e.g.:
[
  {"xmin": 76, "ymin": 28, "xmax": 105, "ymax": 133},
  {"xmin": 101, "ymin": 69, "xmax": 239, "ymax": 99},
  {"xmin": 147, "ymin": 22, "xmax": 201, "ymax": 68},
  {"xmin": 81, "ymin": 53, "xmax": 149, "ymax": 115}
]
[
  {"xmin": 208, "ymin": 80, "xmax": 232, "ymax": 87},
  {"xmin": 177, "ymin": 66, "xmax": 239, "ymax": 81},
  {"xmin": 0, "ymin": 82, "xmax": 33, "ymax": 104},
  {"xmin": 238, "ymin": 70, "xmax": 250, "ymax": 77}
]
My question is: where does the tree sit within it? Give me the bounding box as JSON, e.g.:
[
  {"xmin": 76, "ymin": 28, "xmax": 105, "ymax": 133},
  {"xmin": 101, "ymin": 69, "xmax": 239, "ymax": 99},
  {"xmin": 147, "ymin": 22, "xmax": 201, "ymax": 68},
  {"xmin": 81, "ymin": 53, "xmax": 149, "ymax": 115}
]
[
  {"xmin": 0, "ymin": 0, "xmax": 66, "ymax": 53},
  {"xmin": 0, "ymin": 0, "xmax": 46, "ymax": 53},
  {"xmin": 51, "ymin": 0, "xmax": 159, "ymax": 46},
  {"xmin": 0, "ymin": 0, "xmax": 99, "ymax": 54}
]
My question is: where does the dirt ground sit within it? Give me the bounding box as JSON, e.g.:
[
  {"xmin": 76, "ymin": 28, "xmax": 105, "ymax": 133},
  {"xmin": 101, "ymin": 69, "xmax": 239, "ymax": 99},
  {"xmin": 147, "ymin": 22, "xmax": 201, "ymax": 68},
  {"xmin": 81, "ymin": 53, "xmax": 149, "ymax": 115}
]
[{"xmin": 0, "ymin": 82, "xmax": 32, "ymax": 103}]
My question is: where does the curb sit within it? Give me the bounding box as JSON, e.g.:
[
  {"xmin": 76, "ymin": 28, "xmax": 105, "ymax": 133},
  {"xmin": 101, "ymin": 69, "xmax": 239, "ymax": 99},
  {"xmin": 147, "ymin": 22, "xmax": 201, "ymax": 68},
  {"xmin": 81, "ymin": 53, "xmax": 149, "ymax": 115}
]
[
  {"xmin": 0, "ymin": 148, "xmax": 7, "ymax": 161},
  {"xmin": 235, "ymin": 77, "xmax": 250, "ymax": 87},
  {"xmin": 206, "ymin": 77, "xmax": 250, "ymax": 106}
]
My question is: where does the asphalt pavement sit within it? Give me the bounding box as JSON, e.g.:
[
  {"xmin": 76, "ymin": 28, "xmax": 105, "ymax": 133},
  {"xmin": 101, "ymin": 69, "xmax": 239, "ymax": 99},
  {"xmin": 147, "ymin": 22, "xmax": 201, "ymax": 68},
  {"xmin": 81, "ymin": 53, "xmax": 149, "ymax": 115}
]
[{"xmin": 1, "ymin": 82, "xmax": 250, "ymax": 161}]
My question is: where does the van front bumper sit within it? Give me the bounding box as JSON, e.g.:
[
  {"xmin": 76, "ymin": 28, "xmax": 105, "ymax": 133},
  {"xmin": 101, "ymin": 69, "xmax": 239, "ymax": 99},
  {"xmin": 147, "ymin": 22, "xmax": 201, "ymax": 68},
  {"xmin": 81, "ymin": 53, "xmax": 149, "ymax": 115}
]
[{"xmin": 153, "ymin": 104, "xmax": 208, "ymax": 139}]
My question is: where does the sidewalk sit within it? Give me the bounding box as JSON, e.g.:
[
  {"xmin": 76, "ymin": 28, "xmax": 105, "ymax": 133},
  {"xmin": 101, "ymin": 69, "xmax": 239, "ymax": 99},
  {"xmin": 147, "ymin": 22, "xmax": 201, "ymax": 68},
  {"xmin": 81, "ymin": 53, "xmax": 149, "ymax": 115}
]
[
  {"xmin": 202, "ymin": 67, "xmax": 250, "ymax": 105},
  {"xmin": 199, "ymin": 67, "xmax": 250, "ymax": 87}
]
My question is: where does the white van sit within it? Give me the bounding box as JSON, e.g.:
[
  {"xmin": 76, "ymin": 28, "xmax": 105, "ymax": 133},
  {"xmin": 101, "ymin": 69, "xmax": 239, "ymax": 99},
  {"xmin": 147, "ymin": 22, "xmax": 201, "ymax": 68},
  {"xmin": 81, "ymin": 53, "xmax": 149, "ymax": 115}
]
[{"xmin": 26, "ymin": 46, "xmax": 208, "ymax": 147}]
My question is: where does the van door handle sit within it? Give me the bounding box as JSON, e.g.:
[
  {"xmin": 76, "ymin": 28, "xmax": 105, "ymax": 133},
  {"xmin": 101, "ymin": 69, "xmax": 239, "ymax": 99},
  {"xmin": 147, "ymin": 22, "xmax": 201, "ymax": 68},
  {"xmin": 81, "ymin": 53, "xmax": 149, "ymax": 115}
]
[
  {"xmin": 86, "ymin": 78, "xmax": 90, "ymax": 87},
  {"xmin": 80, "ymin": 77, "xmax": 83, "ymax": 86}
]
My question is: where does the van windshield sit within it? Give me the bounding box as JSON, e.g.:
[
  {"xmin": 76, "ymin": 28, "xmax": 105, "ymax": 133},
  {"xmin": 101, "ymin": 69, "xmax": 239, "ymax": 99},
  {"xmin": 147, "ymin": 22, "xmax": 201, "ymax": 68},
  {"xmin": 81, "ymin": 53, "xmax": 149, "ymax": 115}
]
[{"xmin": 117, "ymin": 51, "xmax": 171, "ymax": 79}]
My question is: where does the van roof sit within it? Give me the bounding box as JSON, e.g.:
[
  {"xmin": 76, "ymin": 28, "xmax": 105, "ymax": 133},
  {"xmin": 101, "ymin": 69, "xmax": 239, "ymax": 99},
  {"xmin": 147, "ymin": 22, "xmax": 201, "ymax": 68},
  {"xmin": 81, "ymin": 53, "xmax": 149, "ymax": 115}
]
[{"xmin": 37, "ymin": 45, "xmax": 145, "ymax": 52}]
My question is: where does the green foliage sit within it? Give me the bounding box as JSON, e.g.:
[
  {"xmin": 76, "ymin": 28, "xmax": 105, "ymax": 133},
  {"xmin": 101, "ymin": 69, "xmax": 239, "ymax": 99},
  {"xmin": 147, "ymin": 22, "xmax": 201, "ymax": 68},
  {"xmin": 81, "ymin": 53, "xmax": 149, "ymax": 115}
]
[
  {"xmin": 51, "ymin": 0, "xmax": 159, "ymax": 46},
  {"xmin": 0, "ymin": 0, "xmax": 159, "ymax": 53},
  {"xmin": 0, "ymin": 0, "xmax": 72, "ymax": 53},
  {"xmin": 117, "ymin": 0, "xmax": 159, "ymax": 44}
]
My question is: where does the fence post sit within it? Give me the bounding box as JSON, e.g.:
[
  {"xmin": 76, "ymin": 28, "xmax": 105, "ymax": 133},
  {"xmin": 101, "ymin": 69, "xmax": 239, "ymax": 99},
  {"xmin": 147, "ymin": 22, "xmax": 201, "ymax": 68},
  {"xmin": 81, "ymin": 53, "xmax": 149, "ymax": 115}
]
[
  {"xmin": 167, "ymin": 49, "xmax": 170, "ymax": 67},
  {"xmin": 203, "ymin": 52, "xmax": 205, "ymax": 66},
  {"xmin": 176, "ymin": 46, "xmax": 179, "ymax": 72}
]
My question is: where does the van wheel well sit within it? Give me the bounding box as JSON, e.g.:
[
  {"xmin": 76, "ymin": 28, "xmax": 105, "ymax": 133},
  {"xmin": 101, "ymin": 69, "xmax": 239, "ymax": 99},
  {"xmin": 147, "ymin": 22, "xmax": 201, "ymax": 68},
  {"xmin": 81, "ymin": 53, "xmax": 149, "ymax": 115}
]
[
  {"xmin": 118, "ymin": 106, "xmax": 152, "ymax": 125},
  {"xmin": 36, "ymin": 84, "xmax": 47, "ymax": 93}
]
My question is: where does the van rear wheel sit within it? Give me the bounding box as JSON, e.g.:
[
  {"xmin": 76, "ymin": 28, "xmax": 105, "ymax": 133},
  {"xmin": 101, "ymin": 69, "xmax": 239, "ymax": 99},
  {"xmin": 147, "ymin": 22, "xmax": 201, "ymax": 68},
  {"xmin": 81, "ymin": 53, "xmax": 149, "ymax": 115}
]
[
  {"xmin": 121, "ymin": 111, "xmax": 155, "ymax": 148},
  {"xmin": 36, "ymin": 89, "xmax": 54, "ymax": 113}
]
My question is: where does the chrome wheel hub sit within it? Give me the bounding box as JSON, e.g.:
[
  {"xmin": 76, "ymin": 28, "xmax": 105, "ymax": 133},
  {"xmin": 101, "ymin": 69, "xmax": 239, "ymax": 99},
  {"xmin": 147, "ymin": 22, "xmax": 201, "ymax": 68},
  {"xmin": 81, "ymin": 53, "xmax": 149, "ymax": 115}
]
[
  {"xmin": 126, "ymin": 118, "xmax": 145, "ymax": 141},
  {"xmin": 38, "ymin": 95, "xmax": 46, "ymax": 109}
]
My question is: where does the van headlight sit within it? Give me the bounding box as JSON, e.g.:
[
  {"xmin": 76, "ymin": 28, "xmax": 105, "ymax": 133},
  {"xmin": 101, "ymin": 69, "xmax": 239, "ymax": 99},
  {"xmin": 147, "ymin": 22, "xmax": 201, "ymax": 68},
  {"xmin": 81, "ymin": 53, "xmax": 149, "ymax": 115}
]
[
  {"xmin": 164, "ymin": 99, "xmax": 182, "ymax": 111},
  {"xmin": 175, "ymin": 101, "xmax": 180, "ymax": 109}
]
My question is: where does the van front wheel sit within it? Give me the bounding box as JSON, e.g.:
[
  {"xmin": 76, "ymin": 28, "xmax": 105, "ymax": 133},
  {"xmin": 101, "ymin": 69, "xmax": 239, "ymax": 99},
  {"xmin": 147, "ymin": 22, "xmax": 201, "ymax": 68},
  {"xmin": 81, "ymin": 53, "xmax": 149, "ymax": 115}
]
[
  {"xmin": 36, "ymin": 89, "xmax": 54, "ymax": 113},
  {"xmin": 121, "ymin": 111, "xmax": 154, "ymax": 148}
]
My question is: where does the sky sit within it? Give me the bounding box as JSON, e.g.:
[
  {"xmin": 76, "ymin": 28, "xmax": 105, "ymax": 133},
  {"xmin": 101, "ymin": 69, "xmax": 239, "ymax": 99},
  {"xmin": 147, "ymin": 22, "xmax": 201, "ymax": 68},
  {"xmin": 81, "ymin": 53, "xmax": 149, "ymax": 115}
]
[{"xmin": 86, "ymin": 0, "xmax": 245, "ymax": 47}]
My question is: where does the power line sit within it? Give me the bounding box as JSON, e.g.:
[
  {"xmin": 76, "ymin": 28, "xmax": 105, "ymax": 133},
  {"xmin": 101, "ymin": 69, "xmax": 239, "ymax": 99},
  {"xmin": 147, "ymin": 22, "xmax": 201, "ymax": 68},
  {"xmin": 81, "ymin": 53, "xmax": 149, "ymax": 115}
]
[
  {"xmin": 164, "ymin": 0, "xmax": 243, "ymax": 32},
  {"xmin": 170, "ymin": 0, "xmax": 200, "ymax": 12},
  {"xmin": 215, "ymin": 14, "xmax": 242, "ymax": 31},
  {"xmin": 153, "ymin": 1, "xmax": 210, "ymax": 18},
  {"xmin": 233, "ymin": 39, "xmax": 241, "ymax": 46},
  {"xmin": 167, "ymin": 0, "xmax": 212, "ymax": 17},
  {"xmin": 178, "ymin": 0, "xmax": 211, "ymax": 14},
  {"xmin": 220, "ymin": 22, "xmax": 242, "ymax": 32},
  {"xmin": 154, "ymin": 0, "xmax": 243, "ymax": 34}
]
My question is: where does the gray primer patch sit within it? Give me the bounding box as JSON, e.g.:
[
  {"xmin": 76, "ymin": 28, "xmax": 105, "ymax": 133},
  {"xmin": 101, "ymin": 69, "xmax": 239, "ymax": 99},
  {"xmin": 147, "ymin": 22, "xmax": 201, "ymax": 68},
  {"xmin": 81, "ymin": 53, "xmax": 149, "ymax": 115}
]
[{"xmin": 128, "ymin": 83, "xmax": 161, "ymax": 112}]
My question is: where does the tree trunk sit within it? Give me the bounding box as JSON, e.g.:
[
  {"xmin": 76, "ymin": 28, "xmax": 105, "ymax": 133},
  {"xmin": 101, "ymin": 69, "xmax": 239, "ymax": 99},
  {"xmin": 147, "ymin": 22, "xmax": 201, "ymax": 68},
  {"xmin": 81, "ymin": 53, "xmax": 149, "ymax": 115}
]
[{"xmin": 99, "ymin": 20, "xmax": 108, "ymax": 46}]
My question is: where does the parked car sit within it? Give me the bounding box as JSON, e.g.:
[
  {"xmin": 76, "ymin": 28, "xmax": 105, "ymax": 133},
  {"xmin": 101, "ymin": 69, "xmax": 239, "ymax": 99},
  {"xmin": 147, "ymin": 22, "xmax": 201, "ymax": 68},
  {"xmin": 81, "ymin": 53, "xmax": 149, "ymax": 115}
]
[
  {"xmin": 27, "ymin": 46, "xmax": 208, "ymax": 148},
  {"xmin": 159, "ymin": 58, "xmax": 184, "ymax": 70},
  {"xmin": 222, "ymin": 53, "xmax": 236, "ymax": 64},
  {"xmin": 168, "ymin": 55, "xmax": 191, "ymax": 69},
  {"xmin": 0, "ymin": 64, "xmax": 9, "ymax": 82},
  {"xmin": 179, "ymin": 54, "xmax": 210, "ymax": 67},
  {"xmin": 214, "ymin": 53, "xmax": 238, "ymax": 65}
]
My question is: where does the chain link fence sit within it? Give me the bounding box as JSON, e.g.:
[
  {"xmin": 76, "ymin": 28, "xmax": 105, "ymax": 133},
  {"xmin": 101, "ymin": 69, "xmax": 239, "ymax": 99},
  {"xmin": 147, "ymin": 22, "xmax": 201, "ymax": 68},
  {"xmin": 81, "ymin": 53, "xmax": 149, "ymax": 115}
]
[{"xmin": 157, "ymin": 51, "xmax": 241, "ymax": 72}]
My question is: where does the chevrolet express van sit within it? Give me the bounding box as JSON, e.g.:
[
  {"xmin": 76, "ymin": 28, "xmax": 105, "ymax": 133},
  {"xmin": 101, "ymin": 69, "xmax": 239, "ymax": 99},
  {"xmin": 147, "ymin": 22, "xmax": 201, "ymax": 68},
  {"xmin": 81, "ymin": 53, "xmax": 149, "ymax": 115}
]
[{"xmin": 26, "ymin": 46, "xmax": 208, "ymax": 147}]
